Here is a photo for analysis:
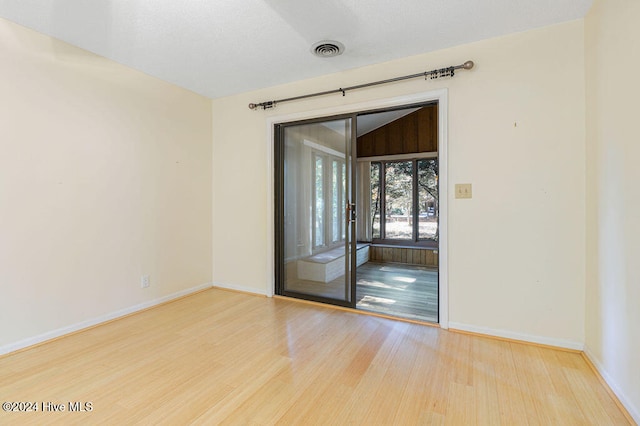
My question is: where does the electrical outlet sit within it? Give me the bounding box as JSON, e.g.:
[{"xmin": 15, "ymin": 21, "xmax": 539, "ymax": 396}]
[
  {"xmin": 141, "ymin": 275, "xmax": 150, "ymax": 288},
  {"xmin": 455, "ymin": 183, "xmax": 472, "ymax": 199}
]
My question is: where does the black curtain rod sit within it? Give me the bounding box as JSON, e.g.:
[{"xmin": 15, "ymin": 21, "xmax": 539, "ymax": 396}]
[{"xmin": 248, "ymin": 60, "xmax": 474, "ymax": 110}]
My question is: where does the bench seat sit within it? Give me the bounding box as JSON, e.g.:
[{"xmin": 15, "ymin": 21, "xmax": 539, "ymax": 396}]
[{"xmin": 297, "ymin": 244, "xmax": 369, "ymax": 283}]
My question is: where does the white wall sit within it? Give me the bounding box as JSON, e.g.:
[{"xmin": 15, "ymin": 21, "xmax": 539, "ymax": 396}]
[
  {"xmin": 0, "ymin": 18, "xmax": 213, "ymax": 351},
  {"xmin": 212, "ymin": 21, "xmax": 586, "ymax": 346},
  {"xmin": 585, "ymin": 0, "xmax": 640, "ymax": 422}
]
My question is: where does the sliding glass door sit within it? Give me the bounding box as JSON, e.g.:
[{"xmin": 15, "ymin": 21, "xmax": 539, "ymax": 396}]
[{"xmin": 275, "ymin": 116, "xmax": 356, "ymax": 306}]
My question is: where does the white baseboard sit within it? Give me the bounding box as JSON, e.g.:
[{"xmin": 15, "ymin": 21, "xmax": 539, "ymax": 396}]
[
  {"xmin": 584, "ymin": 346, "xmax": 640, "ymax": 424},
  {"xmin": 212, "ymin": 282, "xmax": 269, "ymax": 296},
  {"xmin": 448, "ymin": 322, "xmax": 584, "ymax": 351},
  {"xmin": 0, "ymin": 282, "xmax": 213, "ymax": 356}
]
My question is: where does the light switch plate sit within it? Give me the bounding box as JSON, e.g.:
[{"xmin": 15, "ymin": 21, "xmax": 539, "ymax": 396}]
[{"xmin": 455, "ymin": 183, "xmax": 472, "ymax": 199}]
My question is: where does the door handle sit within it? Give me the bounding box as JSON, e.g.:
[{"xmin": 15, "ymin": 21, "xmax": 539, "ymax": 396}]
[{"xmin": 347, "ymin": 202, "xmax": 356, "ymax": 223}]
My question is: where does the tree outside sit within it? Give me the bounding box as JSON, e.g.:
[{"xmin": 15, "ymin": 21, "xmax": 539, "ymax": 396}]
[{"xmin": 370, "ymin": 159, "xmax": 438, "ymax": 242}]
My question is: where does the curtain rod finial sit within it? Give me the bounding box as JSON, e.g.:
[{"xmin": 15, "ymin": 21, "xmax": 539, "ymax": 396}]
[
  {"xmin": 248, "ymin": 103, "xmax": 257, "ymax": 110},
  {"xmin": 462, "ymin": 60, "xmax": 474, "ymax": 70}
]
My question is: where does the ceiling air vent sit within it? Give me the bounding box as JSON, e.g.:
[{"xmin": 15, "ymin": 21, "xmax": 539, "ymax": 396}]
[{"xmin": 311, "ymin": 40, "xmax": 345, "ymax": 58}]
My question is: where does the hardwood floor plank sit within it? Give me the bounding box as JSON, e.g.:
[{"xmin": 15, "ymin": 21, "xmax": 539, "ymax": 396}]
[
  {"xmin": 471, "ymin": 339, "xmax": 502, "ymax": 425},
  {"xmin": 486, "ymin": 339, "xmax": 530, "ymax": 425},
  {"xmin": 0, "ymin": 289, "xmax": 632, "ymax": 425},
  {"xmin": 560, "ymin": 355, "xmax": 631, "ymax": 425},
  {"xmin": 445, "ymin": 382, "xmax": 476, "ymax": 426},
  {"xmin": 361, "ymin": 323, "xmax": 419, "ymax": 425}
]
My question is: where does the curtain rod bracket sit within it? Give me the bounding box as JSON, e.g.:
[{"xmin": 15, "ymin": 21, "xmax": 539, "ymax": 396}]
[{"xmin": 249, "ymin": 101, "xmax": 276, "ymax": 110}]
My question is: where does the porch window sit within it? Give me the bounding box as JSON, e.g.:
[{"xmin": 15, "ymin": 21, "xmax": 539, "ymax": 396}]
[
  {"xmin": 313, "ymin": 151, "xmax": 346, "ymax": 250},
  {"xmin": 370, "ymin": 158, "xmax": 438, "ymax": 245}
]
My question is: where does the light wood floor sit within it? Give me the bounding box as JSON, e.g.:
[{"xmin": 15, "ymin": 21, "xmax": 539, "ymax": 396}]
[{"xmin": 0, "ymin": 288, "xmax": 631, "ymax": 425}]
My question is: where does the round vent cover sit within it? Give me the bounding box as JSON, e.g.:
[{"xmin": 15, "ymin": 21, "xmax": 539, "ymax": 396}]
[{"xmin": 311, "ymin": 40, "xmax": 345, "ymax": 58}]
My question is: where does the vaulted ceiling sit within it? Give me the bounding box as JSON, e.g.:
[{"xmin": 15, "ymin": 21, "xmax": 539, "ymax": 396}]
[{"xmin": 0, "ymin": 0, "xmax": 593, "ymax": 99}]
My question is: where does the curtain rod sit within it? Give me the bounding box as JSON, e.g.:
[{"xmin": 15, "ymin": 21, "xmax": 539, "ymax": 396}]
[{"xmin": 248, "ymin": 60, "xmax": 474, "ymax": 110}]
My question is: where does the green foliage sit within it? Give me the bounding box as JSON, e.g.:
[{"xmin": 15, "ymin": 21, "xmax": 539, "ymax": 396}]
[{"xmin": 370, "ymin": 158, "xmax": 439, "ymax": 241}]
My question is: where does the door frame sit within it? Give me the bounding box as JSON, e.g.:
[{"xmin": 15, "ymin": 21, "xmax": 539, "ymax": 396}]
[{"xmin": 266, "ymin": 88, "xmax": 450, "ymax": 329}]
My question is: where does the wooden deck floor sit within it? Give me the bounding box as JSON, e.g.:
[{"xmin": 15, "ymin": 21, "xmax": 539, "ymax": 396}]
[
  {"xmin": 0, "ymin": 288, "xmax": 631, "ymax": 425},
  {"xmin": 356, "ymin": 262, "xmax": 437, "ymax": 322},
  {"xmin": 286, "ymin": 261, "xmax": 438, "ymax": 322}
]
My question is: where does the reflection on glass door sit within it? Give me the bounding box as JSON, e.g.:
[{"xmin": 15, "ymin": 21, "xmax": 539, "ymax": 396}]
[{"xmin": 275, "ymin": 117, "xmax": 355, "ymax": 306}]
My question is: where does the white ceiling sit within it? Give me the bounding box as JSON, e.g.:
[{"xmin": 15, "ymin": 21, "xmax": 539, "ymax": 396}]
[{"xmin": 0, "ymin": 0, "xmax": 593, "ymax": 99}]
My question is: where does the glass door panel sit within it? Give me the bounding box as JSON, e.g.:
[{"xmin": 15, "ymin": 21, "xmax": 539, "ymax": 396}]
[{"xmin": 278, "ymin": 117, "xmax": 354, "ymax": 305}]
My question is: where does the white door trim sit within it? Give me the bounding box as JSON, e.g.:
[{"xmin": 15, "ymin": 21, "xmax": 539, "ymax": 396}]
[{"xmin": 266, "ymin": 88, "xmax": 449, "ymax": 329}]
